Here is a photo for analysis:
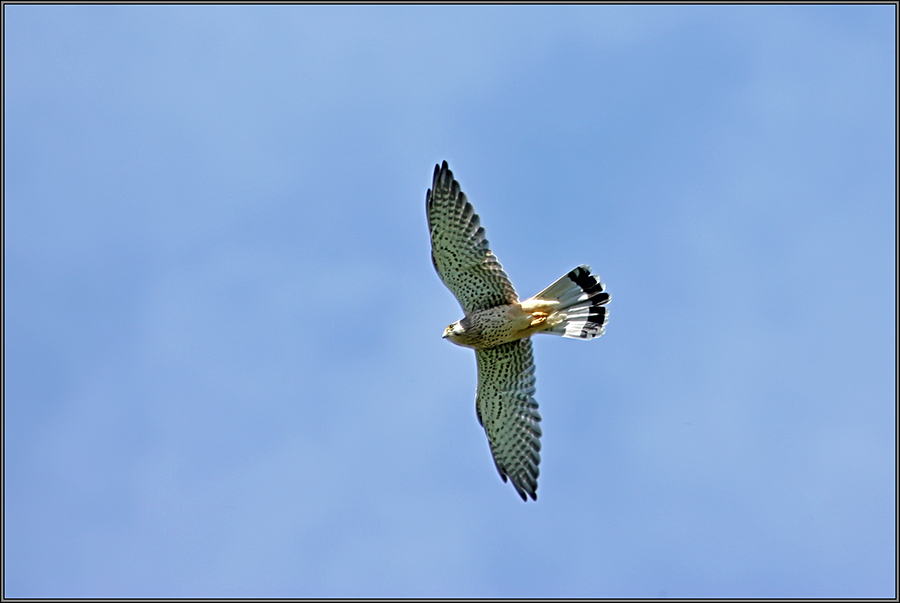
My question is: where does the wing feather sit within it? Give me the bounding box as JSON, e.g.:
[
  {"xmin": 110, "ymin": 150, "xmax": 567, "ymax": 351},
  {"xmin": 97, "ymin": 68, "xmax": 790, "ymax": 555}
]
[
  {"xmin": 475, "ymin": 338, "xmax": 542, "ymax": 501},
  {"xmin": 426, "ymin": 161, "xmax": 518, "ymax": 313}
]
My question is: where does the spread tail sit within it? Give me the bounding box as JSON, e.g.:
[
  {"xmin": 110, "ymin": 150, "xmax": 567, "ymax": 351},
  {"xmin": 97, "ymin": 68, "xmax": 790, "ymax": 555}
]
[{"xmin": 528, "ymin": 265, "xmax": 610, "ymax": 339}]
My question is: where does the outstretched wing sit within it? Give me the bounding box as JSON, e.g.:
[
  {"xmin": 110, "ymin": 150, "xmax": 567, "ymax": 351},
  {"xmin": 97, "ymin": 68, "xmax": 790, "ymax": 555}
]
[
  {"xmin": 475, "ymin": 338, "xmax": 542, "ymax": 501},
  {"xmin": 426, "ymin": 161, "xmax": 518, "ymax": 314}
]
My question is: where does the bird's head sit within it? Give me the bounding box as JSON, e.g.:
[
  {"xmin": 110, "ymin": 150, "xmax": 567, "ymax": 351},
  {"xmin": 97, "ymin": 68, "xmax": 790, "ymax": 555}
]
[{"xmin": 442, "ymin": 320, "xmax": 469, "ymax": 347}]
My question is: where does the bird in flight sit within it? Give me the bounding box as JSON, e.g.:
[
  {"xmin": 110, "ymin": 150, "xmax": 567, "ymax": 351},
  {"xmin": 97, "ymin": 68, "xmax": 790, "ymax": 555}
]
[{"xmin": 426, "ymin": 161, "xmax": 610, "ymax": 501}]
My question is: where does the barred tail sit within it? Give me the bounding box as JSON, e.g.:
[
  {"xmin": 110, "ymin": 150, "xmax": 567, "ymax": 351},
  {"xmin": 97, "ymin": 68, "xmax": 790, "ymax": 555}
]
[{"xmin": 531, "ymin": 265, "xmax": 610, "ymax": 339}]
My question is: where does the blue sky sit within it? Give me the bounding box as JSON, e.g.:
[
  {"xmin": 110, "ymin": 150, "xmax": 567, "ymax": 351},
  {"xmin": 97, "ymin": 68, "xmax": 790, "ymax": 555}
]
[{"xmin": 4, "ymin": 4, "xmax": 895, "ymax": 598}]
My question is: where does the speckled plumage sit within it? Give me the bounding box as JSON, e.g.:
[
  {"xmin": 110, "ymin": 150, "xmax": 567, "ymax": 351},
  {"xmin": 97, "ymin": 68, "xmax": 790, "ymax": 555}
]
[
  {"xmin": 426, "ymin": 161, "xmax": 610, "ymax": 501},
  {"xmin": 475, "ymin": 338, "xmax": 541, "ymax": 501},
  {"xmin": 426, "ymin": 163, "xmax": 518, "ymax": 315}
]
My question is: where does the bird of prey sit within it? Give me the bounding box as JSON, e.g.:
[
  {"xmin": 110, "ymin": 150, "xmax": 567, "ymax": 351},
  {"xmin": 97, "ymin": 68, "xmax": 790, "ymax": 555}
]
[{"xmin": 426, "ymin": 160, "xmax": 610, "ymax": 501}]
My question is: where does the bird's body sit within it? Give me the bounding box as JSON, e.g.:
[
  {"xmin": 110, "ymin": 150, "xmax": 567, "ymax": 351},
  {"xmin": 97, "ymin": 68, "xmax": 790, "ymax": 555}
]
[
  {"xmin": 426, "ymin": 160, "xmax": 610, "ymax": 501},
  {"xmin": 443, "ymin": 299, "xmax": 559, "ymax": 349}
]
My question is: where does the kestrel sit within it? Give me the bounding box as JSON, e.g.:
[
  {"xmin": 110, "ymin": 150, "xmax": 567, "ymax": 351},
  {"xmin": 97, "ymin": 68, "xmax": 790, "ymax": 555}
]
[{"xmin": 426, "ymin": 161, "xmax": 610, "ymax": 501}]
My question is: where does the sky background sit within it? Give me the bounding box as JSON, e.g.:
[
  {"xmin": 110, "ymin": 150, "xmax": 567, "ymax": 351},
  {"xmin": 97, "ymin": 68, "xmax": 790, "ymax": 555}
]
[{"xmin": 4, "ymin": 4, "xmax": 896, "ymax": 598}]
